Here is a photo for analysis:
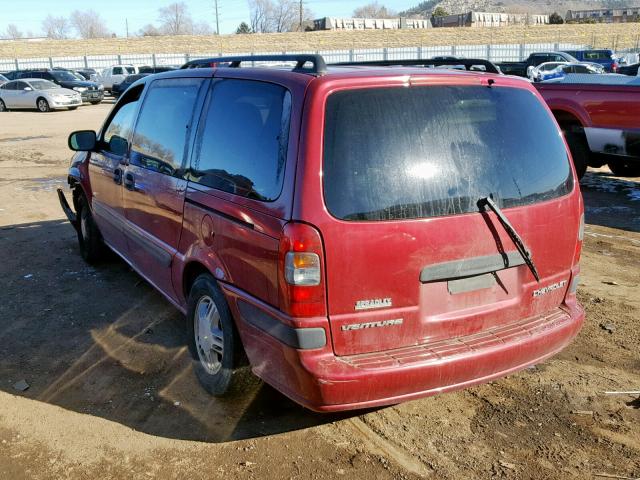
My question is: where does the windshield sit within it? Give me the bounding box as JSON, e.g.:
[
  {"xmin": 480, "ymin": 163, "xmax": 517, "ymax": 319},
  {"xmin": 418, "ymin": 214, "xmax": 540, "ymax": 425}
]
[
  {"xmin": 323, "ymin": 85, "xmax": 573, "ymax": 221},
  {"xmin": 52, "ymin": 71, "xmax": 80, "ymax": 82},
  {"xmin": 29, "ymin": 80, "xmax": 58, "ymax": 90},
  {"xmin": 125, "ymin": 66, "xmax": 136, "ymax": 74}
]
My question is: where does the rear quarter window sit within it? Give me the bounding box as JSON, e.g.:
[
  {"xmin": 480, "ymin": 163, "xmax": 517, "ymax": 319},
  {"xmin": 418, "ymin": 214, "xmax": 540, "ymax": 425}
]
[
  {"xmin": 323, "ymin": 85, "xmax": 573, "ymax": 221},
  {"xmin": 190, "ymin": 79, "xmax": 291, "ymax": 202}
]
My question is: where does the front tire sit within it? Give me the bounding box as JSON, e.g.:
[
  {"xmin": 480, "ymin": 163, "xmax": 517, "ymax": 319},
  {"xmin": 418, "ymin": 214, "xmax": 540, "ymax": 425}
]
[
  {"xmin": 0, "ymin": 99, "xmax": 6, "ymax": 112},
  {"xmin": 186, "ymin": 274, "xmax": 256, "ymax": 397},
  {"xmin": 565, "ymin": 132, "xmax": 589, "ymax": 180},
  {"xmin": 608, "ymin": 159, "xmax": 640, "ymax": 177},
  {"xmin": 37, "ymin": 98, "xmax": 51, "ymax": 113},
  {"xmin": 76, "ymin": 193, "xmax": 105, "ymax": 264}
]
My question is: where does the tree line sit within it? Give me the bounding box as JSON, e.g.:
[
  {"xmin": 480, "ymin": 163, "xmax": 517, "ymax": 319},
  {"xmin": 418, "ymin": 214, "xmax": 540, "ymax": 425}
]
[{"xmin": 1, "ymin": 1, "xmax": 406, "ymax": 39}]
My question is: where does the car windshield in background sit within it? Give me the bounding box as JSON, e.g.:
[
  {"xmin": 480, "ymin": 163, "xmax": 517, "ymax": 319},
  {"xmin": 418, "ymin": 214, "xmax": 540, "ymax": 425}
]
[
  {"xmin": 52, "ymin": 71, "xmax": 79, "ymax": 82},
  {"xmin": 125, "ymin": 67, "xmax": 136, "ymax": 74},
  {"xmin": 29, "ymin": 80, "xmax": 58, "ymax": 90},
  {"xmin": 323, "ymin": 86, "xmax": 573, "ymax": 221},
  {"xmin": 125, "ymin": 74, "xmax": 146, "ymax": 83}
]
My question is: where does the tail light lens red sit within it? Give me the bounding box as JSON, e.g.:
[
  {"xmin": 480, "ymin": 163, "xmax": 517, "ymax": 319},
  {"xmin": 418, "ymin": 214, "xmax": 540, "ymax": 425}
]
[
  {"xmin": 575, "ymin": 212, "xmax": 584, "ymax": 264},
  {"xmin": 278, "ymin": 222, "xmax": 327, "ymax": 318}
]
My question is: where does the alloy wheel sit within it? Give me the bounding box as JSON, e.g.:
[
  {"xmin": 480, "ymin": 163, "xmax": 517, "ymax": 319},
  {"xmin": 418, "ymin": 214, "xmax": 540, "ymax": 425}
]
[{"xmin": 194, "ymin": 295, "xmax": 224, "ymax": 375}]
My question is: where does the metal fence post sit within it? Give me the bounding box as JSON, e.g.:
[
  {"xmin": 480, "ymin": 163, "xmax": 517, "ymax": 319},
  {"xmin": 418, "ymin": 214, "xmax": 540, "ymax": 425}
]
[
  {"xmin": 15, "ymin": 58, "xmax": 19, "ymax": 69},
  {"xmin": 251, "ymin": 52, "xmax": 255, "ymax": 67},
  {"xmin": 185, "ymin": 53, "xmax": 190, "ymax": 63},
  {"xmin": 417, "ymin": 46, "xmax": 422, "ymax": 59},
  {"xmin": 383, "ymin": 47, "xmax": 388, "ymax": 61},
  {"xmin": 349, "ymin": 49, "xmax": 354, "ymax": 62},
  {"xmin": 554, "ymin": 42, "xmax": 559, "ymax": 52},
  {"xmin": 519, "ymin": 43, "xmax": 525, "ymax": 61},
  {"xmin": 451, "ymin": 45, "xmax": 456, "ymax": 56},
  {"xmin": 486, "ymin": 44, "xmax": 491, "ymax": 61},
  {"xmin": 83, "ymin": 56, "xmax": 88, "ymax": 68},
  {"xmin": 117, "ymin": 54, "xmax": 122, "ymax": 64},
  {"xmin": 49, "ymin": 57, "xmax": 54, "ymax": 68},
  {"xmin": 152, "ymin": 53, "xmax": 156, "ymax": 67}
]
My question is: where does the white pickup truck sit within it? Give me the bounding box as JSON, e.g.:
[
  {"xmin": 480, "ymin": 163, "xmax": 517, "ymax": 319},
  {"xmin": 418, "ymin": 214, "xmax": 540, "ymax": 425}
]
[{"xmin": 100, "ymin": 65, "xmax": 138, "ymax": 93}]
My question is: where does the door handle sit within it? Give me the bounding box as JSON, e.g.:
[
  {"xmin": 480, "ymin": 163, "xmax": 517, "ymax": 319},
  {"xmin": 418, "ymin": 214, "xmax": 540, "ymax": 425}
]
[
  {"xmin": 123, "ymin": 172, "xmax": 135, "ymax": 190},
  {"xmin": 113, "ymin": 168, "xmax": 122, "ymax": 184}
]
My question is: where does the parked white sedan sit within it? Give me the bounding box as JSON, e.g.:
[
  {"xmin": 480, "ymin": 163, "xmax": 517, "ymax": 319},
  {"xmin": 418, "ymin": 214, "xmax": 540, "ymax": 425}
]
[{"xmin": 0, "ymin": 78, "xmax": 82, "ymax": 112}]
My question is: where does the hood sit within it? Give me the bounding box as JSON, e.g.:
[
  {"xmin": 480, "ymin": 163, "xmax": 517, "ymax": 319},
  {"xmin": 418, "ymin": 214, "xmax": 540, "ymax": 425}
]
[
  {"xmin": 45, "ymin": 87, "xmax": 81, "ymax": 96},
  {"xmin": 57, "ymin": 79, "xmax": 101, "ymax": 89}
]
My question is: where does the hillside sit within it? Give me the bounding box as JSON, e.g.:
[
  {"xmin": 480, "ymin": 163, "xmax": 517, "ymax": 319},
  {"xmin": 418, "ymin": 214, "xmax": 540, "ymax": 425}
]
[
  {"xmin": 1, "ymin": 23, "xmax": 639, "ymax": 60},
  {"xmin": 401, "ymin": 0, "xmax": 640, "ymax": 16}
]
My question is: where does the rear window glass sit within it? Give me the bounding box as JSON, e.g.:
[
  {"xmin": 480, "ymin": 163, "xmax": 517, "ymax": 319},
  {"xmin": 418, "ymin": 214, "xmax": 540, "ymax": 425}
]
[
  {"xmin": 584, "ymin": 51, "xmax": 611, "ymax": 60},
  {"xmin": 323, "ymin": 86, "xmax": 573, "ymax": 221}
]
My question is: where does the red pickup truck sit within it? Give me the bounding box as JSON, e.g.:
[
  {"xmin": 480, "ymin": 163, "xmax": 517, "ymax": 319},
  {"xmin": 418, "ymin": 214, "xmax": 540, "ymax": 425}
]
[{"xmin": 534, "ymin": 78, "xmax": 640, "ymax": 178}]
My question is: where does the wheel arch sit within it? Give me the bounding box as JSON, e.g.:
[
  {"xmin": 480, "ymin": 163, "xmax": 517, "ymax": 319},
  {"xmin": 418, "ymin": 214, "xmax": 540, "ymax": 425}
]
[
  {"xmin": 182, "ymin": 261, "xmax": 214, "ymax": 300},
  {"xmin": 552, "ymin": 109, "xmax": 585, "ymax": 132}
]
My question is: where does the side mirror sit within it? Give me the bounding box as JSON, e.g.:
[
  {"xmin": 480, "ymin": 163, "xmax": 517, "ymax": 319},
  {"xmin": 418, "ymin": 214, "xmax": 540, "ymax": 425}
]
[
  {"xmin": 24, "ymin": 87, "xmax": 32, "ymax": 91},
  {"xmin": 68, "ymin": 130, "xmax": 97, "ymax": 151}
]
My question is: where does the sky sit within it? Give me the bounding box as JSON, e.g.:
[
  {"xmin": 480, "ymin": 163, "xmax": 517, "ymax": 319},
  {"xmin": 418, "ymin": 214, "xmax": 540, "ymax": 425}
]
[{"xmin": 2, "ymin": 0, "xmax": 418, "ymax": 36}]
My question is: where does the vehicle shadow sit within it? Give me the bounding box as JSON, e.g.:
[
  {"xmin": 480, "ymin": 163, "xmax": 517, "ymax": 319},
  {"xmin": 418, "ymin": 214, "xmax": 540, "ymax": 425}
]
[
  {"xmin": 580, "ymin": 169, "xmax": 640, "ymax": 233},
  {"xmin": 0, "ymin": 219, "xmax": 359, "ymax": 443}
]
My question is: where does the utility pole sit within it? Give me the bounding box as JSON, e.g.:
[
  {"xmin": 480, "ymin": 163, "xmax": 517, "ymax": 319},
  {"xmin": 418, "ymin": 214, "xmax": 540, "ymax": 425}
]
[
  {"xmin": 125, "ymin": 18, "xmax": 129, "ymax": 38},
  {"xmin": 299, "ymin": 0, "xmax": 303, "ymax": 31},
  {"xmin": 214, "ymin": 0, "xmax": 220, "ymax": 35}
]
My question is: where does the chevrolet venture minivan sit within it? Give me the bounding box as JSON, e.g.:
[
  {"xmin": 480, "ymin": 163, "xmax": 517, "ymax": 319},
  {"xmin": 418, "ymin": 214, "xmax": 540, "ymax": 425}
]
[{"xmin": 58, "ymin": 55, "xmax": 585, "ymax": 411}]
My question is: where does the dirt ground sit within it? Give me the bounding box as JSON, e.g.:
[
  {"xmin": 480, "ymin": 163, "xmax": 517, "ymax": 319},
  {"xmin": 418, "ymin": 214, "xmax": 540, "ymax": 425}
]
[{"xmin": 0, "ymin": 103, "xmax": 638, "ymax": 480}]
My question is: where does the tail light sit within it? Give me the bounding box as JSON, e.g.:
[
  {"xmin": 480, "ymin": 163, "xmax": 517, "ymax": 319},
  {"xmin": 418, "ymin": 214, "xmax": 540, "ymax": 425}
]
[
  {"xmin": 574, "ymin": 212, "xmax": 584, "ymax": 264},
  {"xmin": 612, "ymin": 61, "xmax": 619, "ymax": 73},
  {"xmin": 278, "ymin": 222, "xmax": 327, "ymax": 317}
]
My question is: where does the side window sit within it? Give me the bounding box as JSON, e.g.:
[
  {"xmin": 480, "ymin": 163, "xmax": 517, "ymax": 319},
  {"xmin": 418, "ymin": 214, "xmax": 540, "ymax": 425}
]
[
  {"xmin": 2, "ymin": 81, "xmax": 17, "ymax": 90},
  {"xmin": 113, "ymin": 67, "xmax": 123, "ymax": 75},
  {"xmin": 15, "ymin": 81, "xmax": 28, "ymax": 90},
  {"xmin": 130, "ymin": 78, "xmax": 203, "ymax": 176},
  {"xmin": 191, "ymin": 79, "xmax": 291, "ymax": 202},
  {"xmin": 102, "ymin": 88, "xmax": 142, "ymax": 156}
]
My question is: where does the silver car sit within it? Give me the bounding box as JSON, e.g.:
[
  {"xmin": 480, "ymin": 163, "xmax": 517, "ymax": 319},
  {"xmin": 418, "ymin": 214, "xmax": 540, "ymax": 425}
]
[{"xmin": 0, "ymin": 78, "xmax": 82, "ymax": 112}]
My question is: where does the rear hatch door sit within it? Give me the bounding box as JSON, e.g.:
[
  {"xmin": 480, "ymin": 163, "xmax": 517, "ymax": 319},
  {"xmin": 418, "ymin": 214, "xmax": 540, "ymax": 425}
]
[{"xmin": 319, "ymin": 81, "xmax": 579, "ymax": 356}]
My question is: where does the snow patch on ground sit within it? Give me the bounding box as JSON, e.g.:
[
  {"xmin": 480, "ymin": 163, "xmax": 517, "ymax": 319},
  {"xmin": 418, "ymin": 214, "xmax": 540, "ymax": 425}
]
[{"xmin": 581, "ymin": 172, "xmax": 640, "ymax": 202}]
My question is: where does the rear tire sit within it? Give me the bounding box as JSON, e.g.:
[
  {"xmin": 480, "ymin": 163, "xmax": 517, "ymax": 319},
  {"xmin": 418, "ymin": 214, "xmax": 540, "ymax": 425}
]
[
  {"xmin": 68, "ymin": 106, "xmax": 78, "ymax": 110},
  {"xmin": 0, "ymin": 99, "xmax": 6, "ymax": 112},
  {"xmin": 608, "ymin": 159, "xmax": 640, "ymax": 177},
  {"xmin": 76, "ymin": 193, "xmax": 105, "ymax": 264},
  {"xmin": 37, "ymin": 97, "xmax": 51, "ymax": 113},
  {"xmin": 186, "ymin": 274, "xmax": 257, "ymax": 397},
  {"xmin": 564, "ymin": 132, "xmax": 589, "ymax": 180}
]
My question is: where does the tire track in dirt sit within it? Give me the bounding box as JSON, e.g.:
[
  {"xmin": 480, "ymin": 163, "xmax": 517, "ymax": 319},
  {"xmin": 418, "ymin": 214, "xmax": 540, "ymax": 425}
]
[{"xmin": 345, "ymin": 417, "xmax": 431, "ymax": 477}]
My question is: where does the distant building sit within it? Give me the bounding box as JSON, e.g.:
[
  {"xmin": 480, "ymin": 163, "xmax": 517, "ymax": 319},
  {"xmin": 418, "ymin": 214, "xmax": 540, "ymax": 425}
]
[
  {"xmin": 566, "ymin": 7, "xmax": 640, "ymax": 23},
  {"xmin": 313, "ymin": 17, "xmax": 430, "ymax": 31},
  {"xmin": 431, "ymin": 12, "xmax": 549, "ymax": 28}
]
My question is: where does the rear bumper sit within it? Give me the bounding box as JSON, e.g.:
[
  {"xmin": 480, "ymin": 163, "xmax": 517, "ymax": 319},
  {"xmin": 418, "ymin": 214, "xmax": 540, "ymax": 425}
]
[{"xmin": 223, "ymin": 285, "xmax": 584, "ymax": 412}]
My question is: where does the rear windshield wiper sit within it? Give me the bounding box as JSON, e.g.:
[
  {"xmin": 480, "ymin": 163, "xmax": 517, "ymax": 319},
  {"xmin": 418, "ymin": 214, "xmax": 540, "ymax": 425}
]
[{"xmin": 478, "ymin": 196, "xmax": 540, "ymax": 283}]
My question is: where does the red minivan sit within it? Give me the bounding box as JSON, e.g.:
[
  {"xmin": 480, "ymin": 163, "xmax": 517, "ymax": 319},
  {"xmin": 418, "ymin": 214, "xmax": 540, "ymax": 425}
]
[{"xmin": 59, "ymin": 55, "xmax": 584, "ymax": 412}]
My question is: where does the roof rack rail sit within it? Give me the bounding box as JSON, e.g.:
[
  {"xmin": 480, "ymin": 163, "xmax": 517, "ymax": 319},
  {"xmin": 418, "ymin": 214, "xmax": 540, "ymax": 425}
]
[
  {"xmin": 331, "ymin": 58, "xmax": 501, "ymax": 74},
  {"xmin": 180, "ymin": 54, "xmax": 328, "ymax": 76}
]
